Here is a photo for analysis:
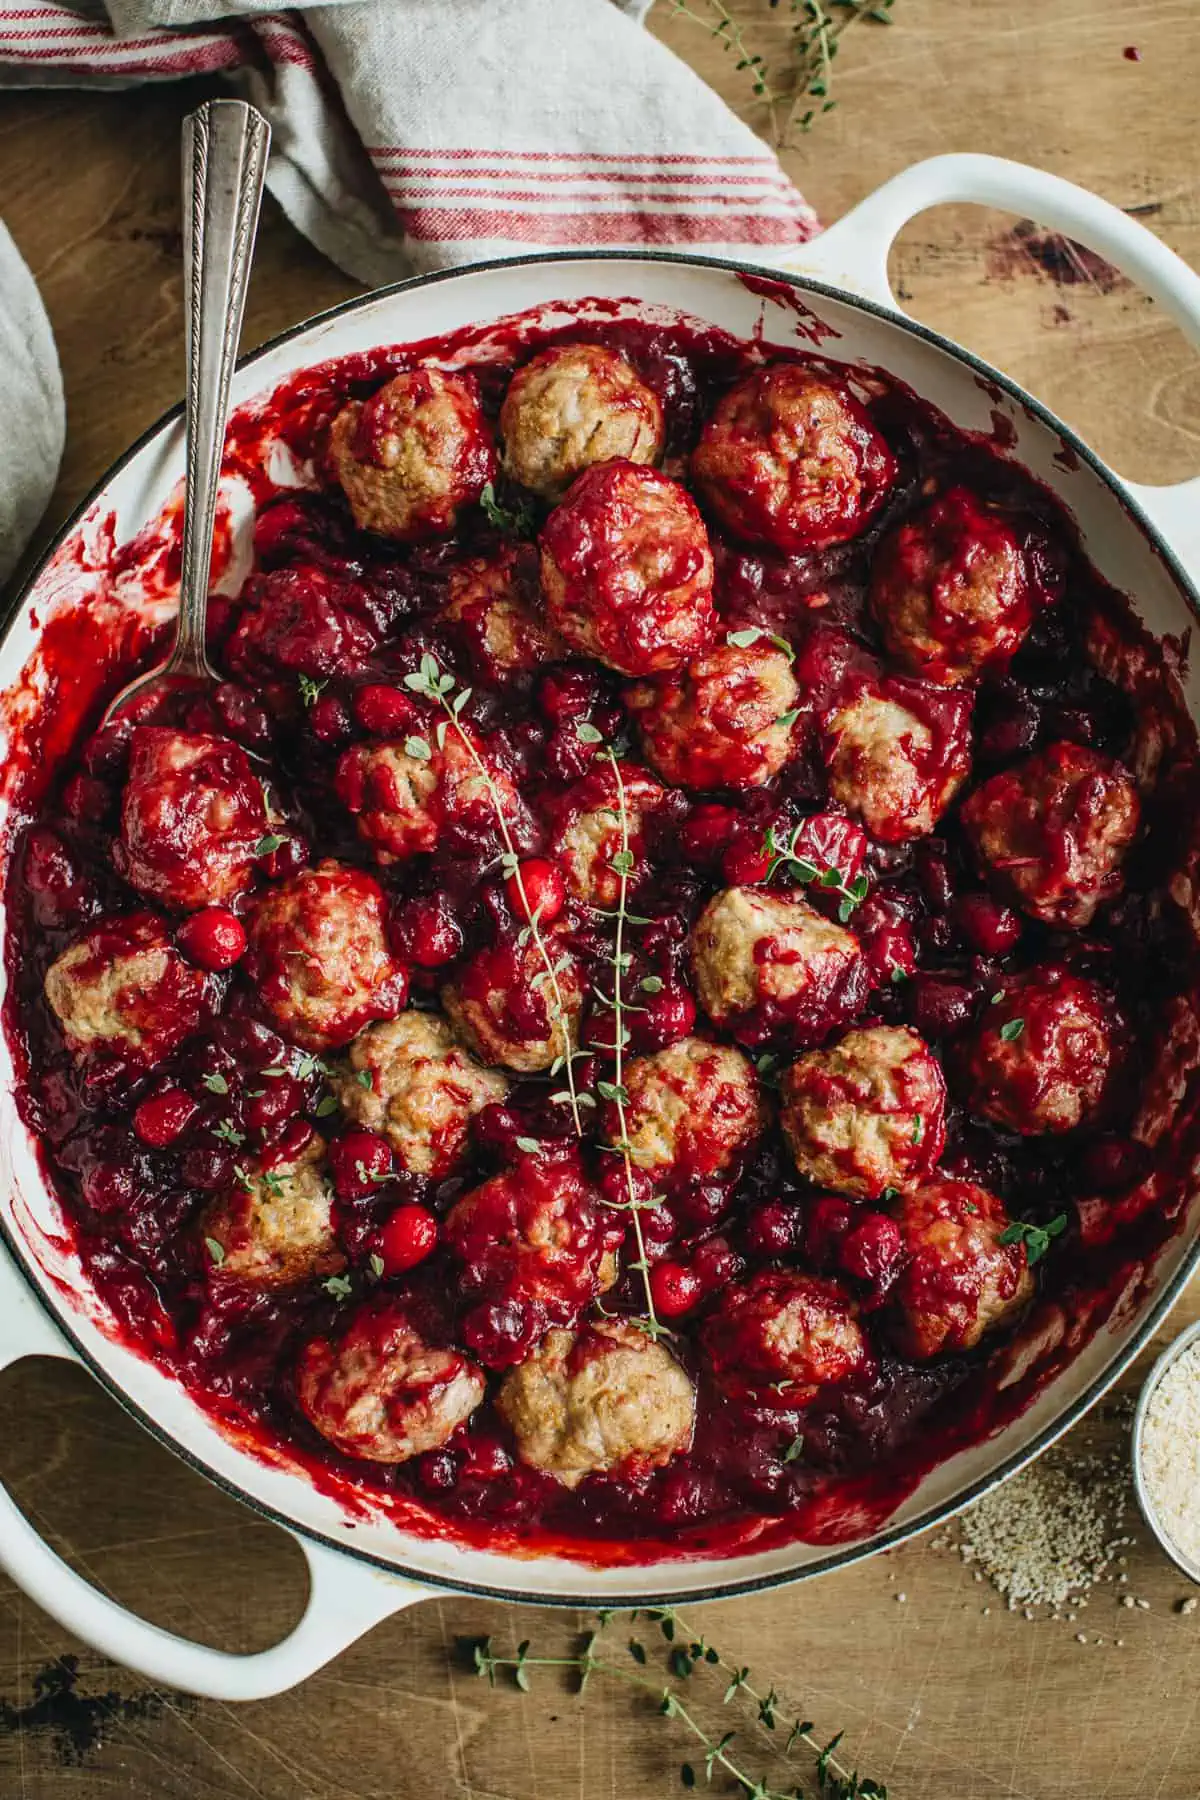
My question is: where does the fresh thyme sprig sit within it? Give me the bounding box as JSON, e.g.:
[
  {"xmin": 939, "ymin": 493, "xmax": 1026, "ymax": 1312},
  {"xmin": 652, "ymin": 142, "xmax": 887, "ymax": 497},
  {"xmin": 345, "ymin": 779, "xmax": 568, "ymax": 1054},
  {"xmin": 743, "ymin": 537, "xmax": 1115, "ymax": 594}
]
[
  {"xmin": 763, "ymin": 822, "xmax": 869, "ymax": 925},
  {"xmin": 670, "ymin": 1, "xmax": 778, "ymax": 109},
  {"xmin": 590, "ymin": 749, "xmax": 667, "ymax": 1340},
  {"xmin": 403, "ymin": 652, "xmax": 585, "ymax": 1135},
  {"xmin": 467, "ymin": 1606, "xmax": 885, "ymax": 1799}
]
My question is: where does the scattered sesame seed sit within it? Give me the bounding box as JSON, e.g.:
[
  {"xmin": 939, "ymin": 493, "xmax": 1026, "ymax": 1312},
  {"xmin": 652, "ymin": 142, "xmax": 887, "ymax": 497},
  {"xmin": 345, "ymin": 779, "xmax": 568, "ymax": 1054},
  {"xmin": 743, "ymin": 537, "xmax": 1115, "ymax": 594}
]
[
  {"xmin": 1179, "ymin": 1596, "xmax": 1199, "ymax": 1615},
  {"xmin": 1076, "ymin": 1632, "xmax": 1088, "ymax": 1644},
  {"xmin": 1135, "ymin": 1598, "xmax": 1151, "ymax": 1610},
  {"xmin": 895, "ymin": 1592, "xmax": 907, "ymax": 1603},
  {"xmin": 1122, "ymin": 1595, "xmax": 1136, "ymax": 1609}
]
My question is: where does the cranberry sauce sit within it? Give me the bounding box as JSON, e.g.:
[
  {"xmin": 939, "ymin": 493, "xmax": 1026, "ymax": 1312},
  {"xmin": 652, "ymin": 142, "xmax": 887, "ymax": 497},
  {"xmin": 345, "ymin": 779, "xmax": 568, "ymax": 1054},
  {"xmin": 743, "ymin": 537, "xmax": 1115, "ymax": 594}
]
[{"xmin": 4, "ymin": 296, "xmax": 1199, "ymax": 1565}]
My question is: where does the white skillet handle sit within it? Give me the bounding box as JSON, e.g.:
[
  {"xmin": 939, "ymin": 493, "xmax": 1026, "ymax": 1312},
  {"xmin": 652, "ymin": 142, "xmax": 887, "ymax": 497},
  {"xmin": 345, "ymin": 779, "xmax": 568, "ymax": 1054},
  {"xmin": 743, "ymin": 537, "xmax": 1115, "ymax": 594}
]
[
  {"xmin": 0, "ymin": 1240, "xmax": 431, "ymax": 1699},
  {"xmin": 791, "ymin": 153, "xmax": 1200, "ymax": 580}
]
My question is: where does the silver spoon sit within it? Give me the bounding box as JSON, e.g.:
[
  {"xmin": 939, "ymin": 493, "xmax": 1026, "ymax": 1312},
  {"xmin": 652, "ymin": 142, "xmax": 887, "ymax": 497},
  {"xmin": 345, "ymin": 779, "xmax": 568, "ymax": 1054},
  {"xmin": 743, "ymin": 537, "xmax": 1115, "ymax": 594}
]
[{"xmin": 103, "ymin": 99, "xmax": 270, "ymax": 727}]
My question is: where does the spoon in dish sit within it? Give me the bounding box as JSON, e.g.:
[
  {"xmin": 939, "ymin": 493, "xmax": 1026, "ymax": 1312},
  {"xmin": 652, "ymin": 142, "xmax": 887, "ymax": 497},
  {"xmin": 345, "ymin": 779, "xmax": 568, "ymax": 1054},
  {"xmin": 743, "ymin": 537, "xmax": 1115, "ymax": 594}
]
[{"xmin": 102, "ymin": 98, "xmax": 270, "ymax": 727}]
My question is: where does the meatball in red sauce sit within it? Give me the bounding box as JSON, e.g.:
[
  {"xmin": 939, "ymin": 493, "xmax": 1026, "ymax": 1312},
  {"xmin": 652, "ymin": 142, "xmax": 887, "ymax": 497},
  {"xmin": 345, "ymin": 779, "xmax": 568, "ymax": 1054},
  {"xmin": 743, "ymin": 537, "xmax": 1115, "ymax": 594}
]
[
  {"xmin": 870, "ymin": 487, "xmax": 1038, "ymax": 687},
  {"xmin": 889, "ymin": 1178, "xmax": 1034, "ymax": 1361},
  {"xmin": 610, "ymin": 1035, "xmax": 764, "ymax": 1186},
  {"xmin": 246, "ymin": 860, "xmax": 408, "ymax": 1050},
  {"xmin": 690, "ymin": 886, "xmax": 869, "ymax": 1048},
  {"xmin": 445, "ymin": 1157, "xmax": 620, "ymax": 1367},
  {"xmin": 328, "ymin": 366, "xmax": 495, "ymax": 541},
  {"xmin": 44, "ymin": 911, "xmax": 214, "ymax": 1074},
  {"xmin": 544, "ymin": 760, "xmax": 666, "ymax": 908},
  {"xmin": 296, "ymin": 1300, "xmax": 486, "ymax": 1463},
  {"xmin": 691, "ymin": 364, "xmax": 896, "ymax": 553},
  {"xmin": 961, "ymin": 969, "xmax": 1127, "ymax": 1135},
  {"xmin": 335, "ymin": 723, "xmax": 527, "ymax": 866},
  {"xmin": 822, "ymin": 674, "xmax": 973, "ymax": 844},
  {"xmin": 703, "ymin": 1269, "xmax": 873, "ymax": 1403},
  {"xmin": 781, "ymin": 1024, "xmax": 946, "ymax": 1201},
  {"xmin": 961, "ymin": 741, "xmax": 1140, "ymax": 928},
  {"xmin": 115, "ymin": 727, "xmax": 268, "ymax": 911},
  {"xmin": 540, "ymin": 461, "xmax": 716, "ymax": 676},
  {"xmin": 442, "ymin": 929, "xmax": 584, "ymax": 1073},
  {"xmin": 438, "ymin": 545, "xmax": 565, "ymax": 679},
  {"xmin": 500, "ymin": 342, "xmax": 664, "ymax": 499},
  {"xmin": 626, "ymin": 638, "xmax": 801, "ymax": 791},
  {"xmin": 226, "ymin": 565, "xmax": 379, "ymax": 685}
]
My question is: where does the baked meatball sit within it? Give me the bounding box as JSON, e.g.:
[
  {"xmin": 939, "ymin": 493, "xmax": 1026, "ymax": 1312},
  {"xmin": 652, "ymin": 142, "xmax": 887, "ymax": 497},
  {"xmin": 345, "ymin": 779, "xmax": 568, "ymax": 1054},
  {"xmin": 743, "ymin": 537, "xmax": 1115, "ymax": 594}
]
[
  {"xmin": 870, "ymin": 487, "xmax": 1035, "ymax": 687},
  {"xmin": 496, "ymin": 1319, "xmax": 694, "ymax": 1488},
  {"xmin": 332, "ymin": 1011, "xmax": 508, "ymax": 1178},
  {"xmin": 226, "ymin": 565, "xmax": 379, "ymax": 684},
  {"xmin": 609, "ymin": 1035, "xmax": 764, "ymax": 1184},
  {"xmin": 445, "ymin": 1158, "xmax": 618, "ymax": 1364},
  {"xmin": 889, "ymin": 1178, "xmax": 1033, "ymax": 1361},
  {"xmin": 691, "ymin": 363, "xmax": 896, "ymax": 553},
  {"xmin": 442, "ymin": 930, "xmax": 584, "ymax": 1073},
  {"xmin": 961, "ymin": 741, "xmax": 1140, "ymax": 929},
  {"xmin": 246, "ymin": 860, "xmax": 409, "ymax": 1051},
  {"xmin": 335, "ymin": 724, "xmax": 527, "ymax": 866},
  {"xmin": 690, "ymin": 886, "xmax": 869, "ymax": 1048},
  {"xmin": 438, "ymin": 545, "xmax": 564, "ymax": 678},
  {"xmin": 540, "ymin": 461, "xmax": 716, "ymax": 677},
  {"xmin": 545, "ymin": 761, "xmax": 666, "ymax": 908},
  {"xmin": 115, "ymin": 727, "xmax": 268, "ymax": 911},
  {"xmin": 328, "ymin": 367, "xmax": 495, "ymax": 541},
  {"xmin": 500, "ymin": 342, "xmax": 665, "ymax": 499},
  {"xmin": 703, "ymin": 1270, "xmax": 872, "ymax": 1403},
  {"xmin": 781, "ymin": 1024, "xmax": 946, "ymax": 1200},
  {"xmin": 201, "ymin": 1132, "xmax": 344, "ymax": 1288},
  {"xmin": 626, "ymin": 639, "xmax": 801, "ymax": 791},
  {"xmin": 296, "ymin": 1300, "xmax": 486, "ymax": 1464},
  {"xmin": 822, "ymin": 677, "xmax": 973, "ymax": 844},
  {"xmin": 44, "ymin": 912, "xmax": 213, "ymax": 1070},
  {"xmin": 961, "ymin": 969, "xmax": 1126, "ymax": 1135}
]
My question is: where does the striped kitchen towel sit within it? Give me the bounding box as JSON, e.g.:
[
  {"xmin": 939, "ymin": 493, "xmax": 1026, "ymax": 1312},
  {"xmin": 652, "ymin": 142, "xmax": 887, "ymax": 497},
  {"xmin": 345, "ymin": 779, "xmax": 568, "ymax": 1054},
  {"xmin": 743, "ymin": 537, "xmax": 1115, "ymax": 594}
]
[{"xmin": 0, "ymin": 1, "xmax": 819, "ymax": 285}]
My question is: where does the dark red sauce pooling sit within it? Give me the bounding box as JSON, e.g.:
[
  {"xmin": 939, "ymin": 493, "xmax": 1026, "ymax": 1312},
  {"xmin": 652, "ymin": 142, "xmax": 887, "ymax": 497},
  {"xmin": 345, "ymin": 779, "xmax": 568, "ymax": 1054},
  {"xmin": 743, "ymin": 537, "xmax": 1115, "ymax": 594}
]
[{"xmin": 5, "ymin": 297, "xmax": 1200, "ymax": 1566}]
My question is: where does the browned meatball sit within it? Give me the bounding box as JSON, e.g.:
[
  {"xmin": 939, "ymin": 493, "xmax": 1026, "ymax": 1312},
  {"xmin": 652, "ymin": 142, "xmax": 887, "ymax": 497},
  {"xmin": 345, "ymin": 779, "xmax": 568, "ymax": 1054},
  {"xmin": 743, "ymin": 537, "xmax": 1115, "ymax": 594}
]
[
  {"xmin": 626, "ymin": 639, "xmax": 801, "ymax": 791},
  {"xmin": 246, "ymin": 860, "xmax": 409, "ymax": 1051},
  {"xmin": 544, "ymin": 761, "xmax": 667, "ymax": 908},
  {"xmin": 889, "ymin": 1178, "xmax": 1033, "ymax": 1361},
  {"xmin": 44, "ymin": 912, "xmax": 213, "ymax": 1072},
  {"xmin": 332, "ymin": 1011, "xmax": 508, "ymax": 1178},
  {"xmin": 606, "ymin": 1035, "xmax": 764, "ymax": 1185},
  {"xmin": 296, "ymin": 1300, "xmax": 486, "ymax": 1463},
  {"xmin": 201, "ymin": 1132, "xmax": 344, "ymax": 1288},
  {"xmin": 496, "ymin": 1319, "xmax": 694, "ymax": 1488},
  {"xmin": 961, "ymin": 969, "xmax": 1126, "ymax": 1135},
  {"xmin": 438, "ymin": 545, "xmax": 565, "ymax": 679},
  {"xmin": 500, "ymin": 343, "xmax": 664, "ymax": 499},
  {"xmin": 870, "ymin": 488, "xmax": 1036, "ymax": 687},
  {"xmin": 691, "ymin": 364, "xmax": 896, "ymax": 553},
  {"xmin": 540, "ymin": 461, "xmax": 716, "ymax": 676},
  {"xmin": 442, "ymin": 929, "xmax": 584, "ymax": 1073},
  {"xmin": 703, "ymin": 1270, "xmax": 873, "ymax": 1403},
  {"xmin": 822, "ymin": 677, "xmax": 973, "ymax": 844},
  {"xmin": 690, "ymin": 886, "xmax": 869, "ymax": 1048},
  {"xmin": 328, "ymin": 367, "xmax": 495, "ymax": 540},
  {"xmin": 961, "ymin": 741, "xmax": 1140, "ymax": 928},
  {"xmin": 781, "ymin": 1024, "xmax": 946, "ymax": 1200},
  {"xmin": 335, "ymin": 725, "xmax": 527, "ymax": 866},
  {"xmin": 115, "ymin": 727, "xmax": 269, "ymax": 912}
]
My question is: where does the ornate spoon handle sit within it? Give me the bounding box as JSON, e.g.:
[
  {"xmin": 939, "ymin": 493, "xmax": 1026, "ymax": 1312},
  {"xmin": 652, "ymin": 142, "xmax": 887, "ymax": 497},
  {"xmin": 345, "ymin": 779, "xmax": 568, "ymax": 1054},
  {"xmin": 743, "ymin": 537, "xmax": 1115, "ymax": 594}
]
[{"xmin": 170, "ymin": 99, "xmax": 270, "ymax": 680}]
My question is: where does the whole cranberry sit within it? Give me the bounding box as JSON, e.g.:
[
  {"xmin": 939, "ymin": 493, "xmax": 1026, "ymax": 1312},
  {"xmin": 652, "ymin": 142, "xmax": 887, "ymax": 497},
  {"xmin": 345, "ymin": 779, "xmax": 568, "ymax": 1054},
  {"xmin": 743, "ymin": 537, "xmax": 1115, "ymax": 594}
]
[
  {"xmin": 80, "ymin": 1160, "xmax": 137, "ymax": 1214},
  {"xmin": 259, "ymin": 834, "xmax": 310, "ymax": 881},
  {"xmin": 473, "ymin": 1103, "xmax": 530, "ymax": 1164},
  {"xmin": 463, "ymin": 1298, "xmax": 538, "ymax": 1369},
  {"xmin": 182, "ymin": 1145, "xmax": 235, "ymax": 1192},
  {"xmin": 22, "ymin": 828, "xmax": 89, "ymax": 928},
  {"xmin": 680, "ymin": 803, "xmax": 741, "ymax": 867},
  {"xmin": 309, "ymin": 693, "xmax": 353, "ymax": 746},
  {"xmin": 722, "ymin": 842, "xmax": 771, "ymax": 886},
  {"xmin": 177, "ymin": 907, "xmax": 247, "ymax": 971},
  {"xmin": 329, "ymin": 1128, "xmax": 392, "ymax": 1200},
  {"xmin": 953, "ymin": 893, "xmax": 1023, "ymax": 956},
  {"xmin": 505, "ymin": 858, "xmax": 566, "ymax": 926},
  {"xmin": 133, "ymin": 1089, "xmax": 198, "ymax": 1149},
  {"xmin": 636, "ymin": 984, "xmax": 697, "ymax": 1052},
  {"xmin": 267, "ymin": 1118, "xmax": 316, "ymax": 1167},
  {"xmin": 461, "ymin": 1435, "xmax": 512, "ymax": 1481},
  {"xmin": 978, "ymin": 695, "xmax": 1040, "ymax": 761},
  {"xmin": 416, "ymin": 1449, "xmax": 459, "ymax": 1492},
  {"xmin": 354, "ymin": 683, "xmax": 421, "ymax": 736},
  {"xmin": 839, "ymin": 1212, "xmax": 903, "ymax": 1286},
  {"xmin": 910, "ymin": 976, "xmax": 975, "ymax": 1039},
  {"xmin": 805, "ymin": 1193, "xmax": 858, "ymax": 1266},
  {"xmin": 375, "ymin": 1203, "xmax": 438, "ymax": 1275},
  {"xmin": 692, "ymin": 1236, "xmax": 742, "ymax": 1294},
  {"xmin": 650, "ymin": 1260, "xmax": 703, "ymax": 1317},
  {"xmin": 245, "ymin": 1074, "xmax": 304, "ymax": 1136},
  {"xmin": 537, "ymin": 666, "xmax": 603, "ymax": 725},
  {"xmin": 673, "ymin": 1180, "xmax": 730, "ymax": 1231},
  {"xmin": 212, "ymin": 682, "xmax": 272, "ymax": 750},
  {"xmin": 744, "ymin": 1199, "xmax": 805, "ymax": 1259},
  {"xmin": 391, "ymin": 893, "xmax": 464, "ymax": 968},
  {"xmin": 597, "ymin": 1159, "xmax": 657, "ymax": 1214},
  {"xmin": 914, "ymin": 843, "xmax": 955, "ymax": 914}
]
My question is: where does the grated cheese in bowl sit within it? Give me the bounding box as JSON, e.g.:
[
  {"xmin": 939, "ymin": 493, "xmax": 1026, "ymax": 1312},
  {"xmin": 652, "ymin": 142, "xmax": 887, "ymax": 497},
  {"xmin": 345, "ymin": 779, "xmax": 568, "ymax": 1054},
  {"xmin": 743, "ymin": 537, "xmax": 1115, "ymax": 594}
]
[{"xmin": 1136, "ymin": 1327, "xmax": 1200, "ymax": 1581}]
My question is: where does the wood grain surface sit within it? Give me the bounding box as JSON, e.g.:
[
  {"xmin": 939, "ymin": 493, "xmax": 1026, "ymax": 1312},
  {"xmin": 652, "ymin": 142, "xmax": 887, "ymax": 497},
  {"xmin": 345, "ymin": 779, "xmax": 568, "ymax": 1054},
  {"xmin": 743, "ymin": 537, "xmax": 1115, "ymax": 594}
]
[{"xmin": 0, "ymin": 3, "xmax": 1198, "ymax": 1794}]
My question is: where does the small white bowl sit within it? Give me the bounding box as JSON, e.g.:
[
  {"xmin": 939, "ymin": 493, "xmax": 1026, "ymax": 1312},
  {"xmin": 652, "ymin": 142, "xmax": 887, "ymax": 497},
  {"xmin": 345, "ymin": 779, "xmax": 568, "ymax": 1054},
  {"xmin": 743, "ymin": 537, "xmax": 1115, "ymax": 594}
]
[{"xmin": 1132, "ymin": 1318, "xmax": 1200, "ymax": 1585}]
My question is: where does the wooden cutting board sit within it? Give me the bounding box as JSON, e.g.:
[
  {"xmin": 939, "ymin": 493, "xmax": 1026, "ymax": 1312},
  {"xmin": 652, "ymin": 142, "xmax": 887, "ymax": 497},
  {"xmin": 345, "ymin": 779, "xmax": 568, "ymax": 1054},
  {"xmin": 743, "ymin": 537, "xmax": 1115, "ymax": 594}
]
[{"xmin": 0, "ymin": 3, "xmax": 1198, "ymax": 1792}]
